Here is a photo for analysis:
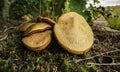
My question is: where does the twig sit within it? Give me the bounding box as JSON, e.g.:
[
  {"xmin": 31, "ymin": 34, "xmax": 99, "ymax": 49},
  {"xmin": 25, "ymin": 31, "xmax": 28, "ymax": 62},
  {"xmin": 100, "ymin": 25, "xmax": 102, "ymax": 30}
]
[
  {"xmin": 0, "ymin": 27, "xmax": 16, "ymax": 41},
  {"xmin": 0, "ymin": 59, "xmax": 19, "ymax": 62},
  {"xmin": 3, "ymin": 27, "xmax": 16, "ymax": 32},
  {"xmin": 72, "ymin": 49, "xmax": 120, "ymax": 63},
  {"xmin": 87, "ymin": 63, "xmax": 120, "ymax": 66},
  {"xmin": 0, "ymin": 33, "xmax": 8, "ymax": 41}
]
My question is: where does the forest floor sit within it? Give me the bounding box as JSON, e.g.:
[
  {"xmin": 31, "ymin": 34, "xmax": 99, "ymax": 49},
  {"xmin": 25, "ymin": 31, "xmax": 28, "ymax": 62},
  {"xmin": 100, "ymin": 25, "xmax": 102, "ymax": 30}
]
[{"xmin": 0, "ymin": 17, "xmax": 120, "ymax": 72}]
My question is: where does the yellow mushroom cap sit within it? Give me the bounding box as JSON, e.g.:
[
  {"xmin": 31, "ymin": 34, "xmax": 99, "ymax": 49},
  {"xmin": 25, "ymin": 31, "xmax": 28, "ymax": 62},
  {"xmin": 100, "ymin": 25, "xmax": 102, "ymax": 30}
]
[
  {"xmin": 22, "ymin": 30, "xmax": 52, "ymax": 51},
  {"xmin": 18, "ymin": 23, "xmax": 35, "ymax": 32},
  {"xmin": 37, "ymin": 16, "xmax": 56, "ymax": 25},
  {"xmin": 54, "ymin": 12, "xmax": 94, "ymax": 54},
  {"xmin": 23, "ymin": 22, "xmax": 52, "ymax": 36}
]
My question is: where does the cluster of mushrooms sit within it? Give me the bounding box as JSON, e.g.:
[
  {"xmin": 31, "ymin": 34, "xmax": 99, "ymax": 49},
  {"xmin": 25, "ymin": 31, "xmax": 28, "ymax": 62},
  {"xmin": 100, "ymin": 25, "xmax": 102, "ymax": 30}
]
[{"xmin": 18, "ymin": 12, "xmax": 94, "ymax": 55}]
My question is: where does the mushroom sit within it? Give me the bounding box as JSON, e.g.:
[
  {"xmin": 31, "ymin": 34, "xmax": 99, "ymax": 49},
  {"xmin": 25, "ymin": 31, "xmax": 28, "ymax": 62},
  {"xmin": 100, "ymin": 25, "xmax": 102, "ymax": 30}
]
[
  {"xmin": 23, "ymin": 22, "xmax": 52, "ymax": 36},
  {"xmin": 37, "ymin": 16, "xmax": 56, "ymax": 25},
  {"xmin": 22, "ymin": 30, "xmax": 52, "ymax": 51},
  {"xmin": 20, "ymin": 17, "xmax": 55, "ymax": 51},
  {"xmin": 54, "ymin": 12, "xmax": 94, "ymax": 54},
  {"xmin": 19, "ymin": 12, "xmax": 94, "ymax": 54},
  {"xmin": 18, "ymin": 22, "xmax": 35, "ymax": 32}
]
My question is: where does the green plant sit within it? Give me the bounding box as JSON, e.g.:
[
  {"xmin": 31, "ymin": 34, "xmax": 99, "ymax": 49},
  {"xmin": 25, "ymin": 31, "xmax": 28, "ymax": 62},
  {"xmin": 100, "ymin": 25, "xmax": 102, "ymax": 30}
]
[
  {"xmin": 107, "ymin": 17, "xmax": 120, "ymax": 30},
  {"xmin": 62, "ymin": 59, "xmax": 72, "ymax": 71},
  {"xmin": 9, "ymin": 0, "xmax": 101, "ymax": 22},
  {"xmin": 10, "ymin": 0, "xmax": 66, "ymax": 19},
  {"xmin": 63, "ymin": 0, "xmax": 92, "ymax": 22}
]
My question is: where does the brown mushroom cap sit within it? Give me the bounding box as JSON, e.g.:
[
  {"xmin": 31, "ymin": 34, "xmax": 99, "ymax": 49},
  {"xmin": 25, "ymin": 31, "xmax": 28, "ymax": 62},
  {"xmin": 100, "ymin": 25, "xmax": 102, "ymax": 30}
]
[
  {"xmin": 37, "ymin": 16, "xmax": 56, "ymax": 25},
  {"xmin": 23, "ymin": 22, "xmax": 52, "ymax": 36},
  {"xmin": 18, "ymin": 23, "xmax": 35, "ymax": 32},
  {"xmin": 54, "ymin": 12, "xmax": 94, "ymax": 54},
  {"xmin": 22, "ymin": 30, "xmax": 52, "ymax": 51}
]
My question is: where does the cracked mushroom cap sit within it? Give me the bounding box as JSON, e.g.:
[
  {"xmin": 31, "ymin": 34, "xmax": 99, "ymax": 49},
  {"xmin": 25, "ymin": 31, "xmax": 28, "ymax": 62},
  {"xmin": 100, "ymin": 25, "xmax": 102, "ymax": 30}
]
[
  {"xmin": 54, "ymin": 12, "xmax": 94, "ymax": 54},
  {"xmin": 22, "ymin": 30, "xmax": 52, "ymax": 51},
  {"xmin": 23, "ymin": 22, "xmax": 52, "ymax": 36},
  {"xmin": 18, "ymin": 23, "xmax": 35, "ymax": 32}
]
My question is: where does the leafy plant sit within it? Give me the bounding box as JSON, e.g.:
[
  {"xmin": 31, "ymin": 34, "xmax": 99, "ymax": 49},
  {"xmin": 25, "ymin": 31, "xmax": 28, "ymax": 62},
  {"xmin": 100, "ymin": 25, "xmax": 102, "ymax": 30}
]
[
  {"xmin": 62, "ymin": 59, "xmax": 72, "ymax": 71},
  {"xmin": 87, "ymin": 4, "xmax": 101, "ymax": 20},
  {"xmin": 63, "ymin": 0, "xmax": 92, "ymax": 22},
  {"xmin": 10, "ymin": 0, "xmax": 66, "ymax": 19}
]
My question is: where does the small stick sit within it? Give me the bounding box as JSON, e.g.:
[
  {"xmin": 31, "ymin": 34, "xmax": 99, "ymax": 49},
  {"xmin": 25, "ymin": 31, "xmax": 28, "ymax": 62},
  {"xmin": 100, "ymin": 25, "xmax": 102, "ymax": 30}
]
[
  {"xmin": 3, "ymin": 27, "xmax": 16, "ymax": 32},
  {"xmin": 73, "ymin": 49, "xmax": 120, "ymax": 63},
  {"xmin": 87, "ymin": 63, "xmax": 120, "ymax": 66},
  {"xmin": 0, "ymin": 34, "xmax": 8, "ymax": 41},
  {"xmin": 0, "ymin": 59, "xmax": 19, "ymax": 62}
]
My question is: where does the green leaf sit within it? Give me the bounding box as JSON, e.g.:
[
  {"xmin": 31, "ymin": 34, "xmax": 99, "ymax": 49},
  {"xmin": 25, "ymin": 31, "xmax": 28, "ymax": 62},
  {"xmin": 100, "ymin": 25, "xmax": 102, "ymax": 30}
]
[
  {"xmin": 66, "ymin": 0, "xmax": 91, "ymax": 22},
  {"xmin": 62, "ymin": 59, "xmax": 72, "ymax": 70},
  {"xmin": 38, "ymin": 58, "xmax": 45, "ymax": 65},
  {"xmin": 94, "ymin": 0, "xmax": 99, "ymax": 4},
  {"xmin": 69, "ymin": 0, "xmax": 86, "ymax": 14},
  {"xmin": 82, "ymin": 10, "xmax": 92, "ymax": 22}
]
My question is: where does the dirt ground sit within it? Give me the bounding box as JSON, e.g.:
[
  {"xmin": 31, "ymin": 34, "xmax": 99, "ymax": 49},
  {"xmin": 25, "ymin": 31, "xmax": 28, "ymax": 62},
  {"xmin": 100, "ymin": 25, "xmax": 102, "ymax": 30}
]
[{"xmin": 0, "ymin": 17, "xmax": 120, "ymax": 71}]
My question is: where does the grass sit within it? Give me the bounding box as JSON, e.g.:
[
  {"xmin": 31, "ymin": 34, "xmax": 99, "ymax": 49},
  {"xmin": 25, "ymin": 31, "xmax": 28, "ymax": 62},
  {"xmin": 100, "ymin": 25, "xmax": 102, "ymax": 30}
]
[
  {"xmin": 105, "ymin": 6, "xmax": 120, "ymax": 30},
  {"xmin": 111, "ymin": 6, "xmax": 120, "ymax": 15},
  {"xmin": 0, "ymin": 18, "xmax": 120, "ymax": 72},
  {"xmin": 107, "ymin": 17, "xmax": 120, "ymax": 30}
]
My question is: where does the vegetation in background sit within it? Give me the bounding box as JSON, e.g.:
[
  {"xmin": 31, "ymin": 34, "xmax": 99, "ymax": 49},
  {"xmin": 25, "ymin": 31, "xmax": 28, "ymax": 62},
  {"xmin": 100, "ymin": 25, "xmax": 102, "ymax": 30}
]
[
  {"xmin": 105, "ymin": 6, "xmax": 120, "ymax": 30},
  {"xmin": 1, "ymin": 0, "xmax": 101, "ymax": 22},
  {"xmin": 107, "ymin": 17, "xmax": 120, "ymax": 30},
  {"xmin": 112, "ymin": 6, "xmax": 120, "ymax": 15}
]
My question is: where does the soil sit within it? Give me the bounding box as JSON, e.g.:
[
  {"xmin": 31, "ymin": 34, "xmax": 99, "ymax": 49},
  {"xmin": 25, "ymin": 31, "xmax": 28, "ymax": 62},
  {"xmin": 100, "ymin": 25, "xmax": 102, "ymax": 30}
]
[
  {"xmin": 0, "ymin": 17, "xmax": 120, "ymax": 71},
  {"xmin": 91, "ymin": 17, "xmax": 120, "ymax": 71}
]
